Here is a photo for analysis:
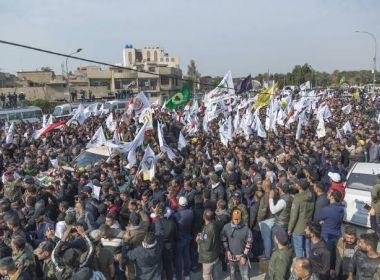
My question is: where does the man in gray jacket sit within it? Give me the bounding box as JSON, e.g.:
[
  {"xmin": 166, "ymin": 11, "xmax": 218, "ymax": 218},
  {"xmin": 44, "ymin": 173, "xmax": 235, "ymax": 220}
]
[
  {"xmin": 221, "ymin": 208, "xmax": 253, "ymax": 280},
  {"xmin": 196, "ymin": 209, "xmax": 221, "ymax": 280}
]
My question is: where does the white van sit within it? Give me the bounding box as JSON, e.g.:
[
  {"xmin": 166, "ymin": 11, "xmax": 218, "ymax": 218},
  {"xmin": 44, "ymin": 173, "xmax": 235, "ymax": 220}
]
[
  {"xmin": 52, "ymin": 103, "xmax": 78, "ymax": 119},
  {"xmin": 344, "ymin": 162, "xmax": 380, "ymax": 228},
  {"xmin": 0, "ymin": 106, "xmax": 43, "ymax": 123},
  {"xmin": 53, "ymin": 102, "xmax": 102, "ymax": 119},
  {"xmin": 103, "ymin": 100, "xmax": 127, "ymax": 114}
]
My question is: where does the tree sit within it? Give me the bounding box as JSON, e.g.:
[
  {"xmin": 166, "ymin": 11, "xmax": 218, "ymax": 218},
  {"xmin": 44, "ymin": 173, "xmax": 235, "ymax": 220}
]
[
  {"xmin": 186, "ymin": 59, "xmax": 201, "ymax": 93},
  {"xmin": 40, "ymin": 66, "xmax": 53, "ymax": 72}
]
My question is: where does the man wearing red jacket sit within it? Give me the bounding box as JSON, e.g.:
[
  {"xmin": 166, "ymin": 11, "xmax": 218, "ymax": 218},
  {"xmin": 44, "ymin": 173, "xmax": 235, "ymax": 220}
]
[{"xmin": 327, "ymin": 172, "xmax": 345, "ymax": 202}]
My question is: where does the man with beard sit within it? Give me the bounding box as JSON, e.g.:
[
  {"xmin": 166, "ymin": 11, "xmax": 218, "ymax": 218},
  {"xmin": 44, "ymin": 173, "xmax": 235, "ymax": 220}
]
[
  {"xmin": 335, "ymin": 225, "xmax": 358, "ymax": 280},
  {"xmin": 348, "ymin": 233, "xmax": 380, "ymax": 280}
]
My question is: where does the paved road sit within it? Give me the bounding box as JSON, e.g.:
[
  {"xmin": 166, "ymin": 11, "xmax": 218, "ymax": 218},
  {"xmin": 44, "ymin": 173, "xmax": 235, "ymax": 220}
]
[{"xmin": 189, "ymin": 262, "xmax": 265, "ymax": 279}]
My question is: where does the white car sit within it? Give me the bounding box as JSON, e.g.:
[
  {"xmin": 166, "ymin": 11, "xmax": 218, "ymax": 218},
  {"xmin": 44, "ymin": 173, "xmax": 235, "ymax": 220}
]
[{"xmin": 344, "ymin": 162, "xmax": 380, "ymax": 228}]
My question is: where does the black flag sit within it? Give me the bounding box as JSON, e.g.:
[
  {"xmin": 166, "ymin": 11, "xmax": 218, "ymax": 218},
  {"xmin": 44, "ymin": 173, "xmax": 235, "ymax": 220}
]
[{"xmin": 236, "ymin": 74, "xmax": 253, "ymax": 94}]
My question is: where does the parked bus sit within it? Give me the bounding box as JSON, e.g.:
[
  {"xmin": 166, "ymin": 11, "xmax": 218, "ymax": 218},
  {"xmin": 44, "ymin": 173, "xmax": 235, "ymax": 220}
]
[{"xmin": 0, "ymin": 106, "xmax": 43, "ymax": 123}]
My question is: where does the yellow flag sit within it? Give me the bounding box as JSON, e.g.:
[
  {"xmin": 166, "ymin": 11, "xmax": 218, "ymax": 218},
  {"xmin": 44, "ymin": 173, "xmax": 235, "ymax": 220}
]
[
  {"xmin": 353, "ymin": 90, "xmax": 360, "ymax": 100},
  {"xmin": 252, "ymin": 84, "xmax": 277, "ymax": 109}
]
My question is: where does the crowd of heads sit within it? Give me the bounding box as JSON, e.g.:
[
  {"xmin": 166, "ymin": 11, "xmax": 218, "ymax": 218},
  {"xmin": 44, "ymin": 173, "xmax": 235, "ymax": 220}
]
[{"xmin": 0, "ymin": 89, "xmax": 378, "ymax": 279}]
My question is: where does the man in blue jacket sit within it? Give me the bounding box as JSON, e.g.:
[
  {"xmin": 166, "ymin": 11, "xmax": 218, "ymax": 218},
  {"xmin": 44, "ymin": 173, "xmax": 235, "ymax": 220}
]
[
  {"xmin": 315, "ymin": 189, "xmax": 344, "ymax": 270},
  {"xmin": 174, "ymin": 196, "xmax": 194, "ymax": 280}
]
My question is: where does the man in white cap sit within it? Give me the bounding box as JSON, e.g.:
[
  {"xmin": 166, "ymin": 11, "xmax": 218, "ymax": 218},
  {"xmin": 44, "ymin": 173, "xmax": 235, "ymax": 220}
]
[
  {"xmin": 174, "ymin": 196, "xmax": 194, "ymax": 280},
  {"xmin": 327, "ymin": 172, "xmax": 345, "ymax": 202}
]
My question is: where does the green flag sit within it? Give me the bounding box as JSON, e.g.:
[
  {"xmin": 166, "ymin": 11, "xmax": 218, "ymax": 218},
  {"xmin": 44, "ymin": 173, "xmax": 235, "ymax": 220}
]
[{"xmin": 165, "ymin": 87, "xmax": 190, "ymax": 110}]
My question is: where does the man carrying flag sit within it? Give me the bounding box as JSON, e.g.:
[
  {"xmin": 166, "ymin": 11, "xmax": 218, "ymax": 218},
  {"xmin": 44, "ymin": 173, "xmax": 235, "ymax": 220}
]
[{"xmin": 165, "ymin": 87, "xmax": 190, "ymax": 110}]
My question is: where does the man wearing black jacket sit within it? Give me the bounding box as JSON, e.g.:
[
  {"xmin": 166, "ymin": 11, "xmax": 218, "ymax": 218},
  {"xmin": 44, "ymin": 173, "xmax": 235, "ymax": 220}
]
[
  {"xmin": 305, "ymin": 222, "xmax": 330, "ymax": 280},
  {"xmin": 197, "ymin": 209, "xmax": 221, "ymax": 280}
]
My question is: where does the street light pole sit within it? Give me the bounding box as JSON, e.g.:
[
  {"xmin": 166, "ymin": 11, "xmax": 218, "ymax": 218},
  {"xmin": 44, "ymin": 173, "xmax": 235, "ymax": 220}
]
[
  {"xmin": 355, "ymin": 30, "xmax": 377, "ymax": 88},
  {"xmin": 65, "ymin": 48, "xmax": 82, "ymax": 101},
  {"xmin": 65, "ymin": 48, "xmax": 82, "ymax": 78}
]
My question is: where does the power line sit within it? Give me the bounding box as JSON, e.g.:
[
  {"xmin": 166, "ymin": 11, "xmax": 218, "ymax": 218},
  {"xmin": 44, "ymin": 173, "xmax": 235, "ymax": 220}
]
[{"xmin": 0, "ymin": 39, "xmax": 212, "ymax": 88}]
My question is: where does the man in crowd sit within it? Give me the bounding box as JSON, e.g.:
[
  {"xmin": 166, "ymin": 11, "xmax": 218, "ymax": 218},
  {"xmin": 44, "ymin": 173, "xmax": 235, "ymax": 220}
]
[
  {"xmin": 305, "ymin": 221, "xmax": 330, "ymax": 280},
  {"xmin": 348, "ymin": 233, "xmax": 380, "ymax": 280},
  {"xmin": 221, "ymin": 209, "xmax": 253, "ymax": 280},
  {"xmin": 265, "ymin": 226, "xmax": 293, "ymax": 280},
  {"xmin": 196, "ymin": 209, "xmax": 221, "ymax": 280},
  {"xmin": 288, "ymin": 179, "xmax": 315, "ymax": 259},
  {"xmin": 335, "ymin": 225, "xmax": 358, "ymax": 280}
]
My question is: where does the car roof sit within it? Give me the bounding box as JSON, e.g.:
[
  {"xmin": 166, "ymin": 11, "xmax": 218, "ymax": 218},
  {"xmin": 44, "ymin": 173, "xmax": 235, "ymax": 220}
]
[
  {"xmin": 350, "ymin": 162, "xmax": 380, "ymax": 175},
  {"xmin": 85, "ymin": 146, "xmax": 110, "ymax": 157}
]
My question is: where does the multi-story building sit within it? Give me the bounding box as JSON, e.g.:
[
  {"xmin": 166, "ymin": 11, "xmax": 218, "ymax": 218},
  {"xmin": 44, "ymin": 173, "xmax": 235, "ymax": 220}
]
[{"xmin": 122, "ymin": 45, "xmax": 180, "ymax": 69}]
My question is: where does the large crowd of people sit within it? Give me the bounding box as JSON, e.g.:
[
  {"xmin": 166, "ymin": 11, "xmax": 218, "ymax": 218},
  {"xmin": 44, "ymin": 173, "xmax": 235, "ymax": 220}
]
[{"xmin": 0, "ymin": 88, "xmax": 379, "ymax": 280}]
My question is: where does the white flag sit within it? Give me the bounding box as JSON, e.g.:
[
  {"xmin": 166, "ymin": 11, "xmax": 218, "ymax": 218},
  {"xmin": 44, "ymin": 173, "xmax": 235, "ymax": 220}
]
[
  {"xmin": 342, "ymin": 121, "xmax": 352, "ymax": 133},
  {"xmin": 316, "ymin": 118, "xmax": 326, "ymax": 138},
  {"xmin": 158, "ymin": 121, "xmax": 177, "ymax": 161},
  {"xmin": 178, "ymin": 131, "xmax": 187, "ymax": 150},
  {"xmin": 127, "ymin": 123, "xmax": 147, "ymax": 168},
  {"xmin": 5, "ymin": 122, "xmax": 14, "ymax": 144},
  {"xmin": 296, "ymin": 118, "xmax": 302, "ymax": 140},
  {"xmin": 336, "ymin": 127, "xmax": 343, "ymax": 140},
  {"xmin": 256, "ymin": 119, "xmax": 267, "ymax": 138},
  {"xmin": 76, "ymin": 103, "xmax": 86, "ymax": 124},
  {"xmin": 133, "ymin": 92, "xmax": 150, "ymax": 116},
  {"xmin": 42, "ymin": 115, "xmax": 48, "ymax": 128},
  {"xmin": 97, "ymin": 104, "xmax": 104, "ymax": 116},
  {"xmin": 233, "ymin": 111, "xmax": 240, "ymax": 133},
  {"xmin": 50, "ymin": 158, "xmax": 59, "ymax": 169},
  {"xmin": 219, "ymin": 117, "xmax": 233, "ymax": 147},
  {"xmin": 113, "ymin": 130, "xmax": 120, "ymax": 144},
  {"xmin": 185, "ymin": 115, "xmax": 199, "ymax": 135},
  {"xmin": 204, "ymin": 71, "xmax": 236, "ymax": 107},
  {"xmin": 203, "ymin": 110, "xmax": 209, "ymax": 133},
  {"xmin": 341, "ymin": 104, "xmax": 352, "ymax": 114},
  {"xmin": 86, "ymin": 126, "xmax": 107, "ymax": 148},
  {"xmin": 138, "ymin": 108, "xmax": 153, "ymax": 129},
  {"xmin": 67, "ymin": 103, "xmax": 86, "ymax": 125},
  {"xmin": 105, "ymin": 113, "xmax": 116, "ymax": 132},
  {"xmin": 140, "ymin": 145, "xmax": 156, "ymax": 181},
  {"xmin": 84, "ymin": 103, "xmax": 98, "ymax": 118},
  {"xmin": 190, "ymin": 100, "xmax": 199, "ymax": 116},
  {"xmin": 300, "ymin": 81, "xmax": 311, "ymax": 91}
]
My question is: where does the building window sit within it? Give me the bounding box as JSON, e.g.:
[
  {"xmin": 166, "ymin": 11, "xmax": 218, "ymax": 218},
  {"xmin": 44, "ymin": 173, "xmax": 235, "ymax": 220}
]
[
  {"xmin": 154, "ymin": 51, "xmax": 158, "ymax": 62},
  {"xmin": 161, "ymin": 76, "xmax": 169, "ymax": 85},
  {"xmin": 149, "ymin": 67, "xmax": 155, "ymax": 72},
  {"xmin": 160, "ymin": 58, "xmax": 163, "ymax": 62},
  {"xmin": 147, "ymin": 51, "xmax": 151, "ymax": 62},
  {"xmin": 171, "ymin": 58, "xmax": 175, "ymax": 62},
  {"xmin": 166, "ymin": 58, "xmax": 169, "ymax": 62}
]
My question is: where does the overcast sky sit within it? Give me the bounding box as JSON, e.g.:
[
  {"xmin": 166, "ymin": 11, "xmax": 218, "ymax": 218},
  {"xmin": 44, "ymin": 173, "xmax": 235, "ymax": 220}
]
[{"xmin": 0, "ymin": 0, "xmax": 379, "ymax": 77}]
